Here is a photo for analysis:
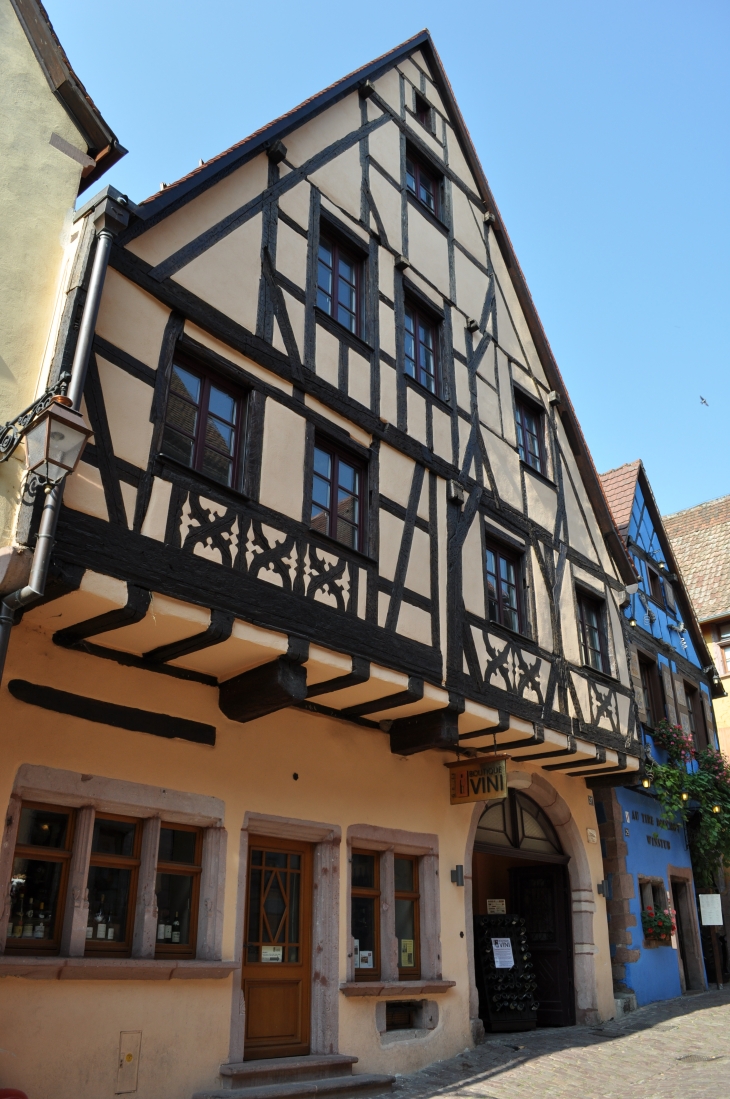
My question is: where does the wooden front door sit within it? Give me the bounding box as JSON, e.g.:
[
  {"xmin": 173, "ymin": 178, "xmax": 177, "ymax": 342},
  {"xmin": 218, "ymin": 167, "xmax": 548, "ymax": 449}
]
[
  {"xmin": 242, "ymin": 837, "xmax": 312, "ymax": 1059},
  {"xmin": 510, "ymin": 864, "xmax": 574, "ymax": 1027}
]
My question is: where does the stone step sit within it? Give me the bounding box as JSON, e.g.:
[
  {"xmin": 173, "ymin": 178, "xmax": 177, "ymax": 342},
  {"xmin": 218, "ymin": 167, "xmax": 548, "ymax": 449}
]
[
  {"xmin": 192, "ymin": 1071, "xmax": 395, "ymax": 1099},
  {"xmin": 220, "ymin": 1056, "xmax": 359, "ymax": 1088}
]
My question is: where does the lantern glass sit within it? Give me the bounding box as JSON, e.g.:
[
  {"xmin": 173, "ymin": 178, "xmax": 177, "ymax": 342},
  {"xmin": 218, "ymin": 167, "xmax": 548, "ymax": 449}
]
[{"xmin": 25, "ymin": 403, "xmax": 91, "ymax": 484}]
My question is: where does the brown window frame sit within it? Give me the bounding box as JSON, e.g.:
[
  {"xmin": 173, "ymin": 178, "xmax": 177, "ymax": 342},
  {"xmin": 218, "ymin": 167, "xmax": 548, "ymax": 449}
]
[
  {"xmin": 154, "ymin": 822, "xmax": 203, "ymax": 959},
  {"xmin": 577, "ymin": 590, "xmax": 610, "ymax": 674},
  {"xmin": 84, "ymin": 812, "xmax": 142, "ymax": 957},
  {"xmin": 414, "ymin": 92, "xmax": 433, "ymax": 132},
  {"xmin": 395, "ymin": 854, "xmax": 421, "ymax": 981},
  {"xmin": 161, "ymin": 354, "xmax": 246, "ymax": 491},
  {"xmin": 316, "ymin": 232, "xmax": 364, "ymax": 338},
  {"xmin": 309, "ymin": 437, "xmax": 366, "ymax": 553},
  {"xmin": 639, "ymin": 657, "xmax": 662, "ymax": 728},
  {"xmin": 684, "ymin": 683, "xmax": 708, "ymax": 751},
  {"xmin": 484, "ymin": 539, "xmax": 523, "ymax": 634},
  {"xmin": 5, "ymin": 801, "xmax": 76, "ymax": 955},
  {"xmin": 351, "ymin": 849, "xmax": 381, "ymax": 981},
  {"xmin": 647, "ymin": 566, "xmax": 664, "ymax": 606},
  {"xmin": 405, "ymin": 152, "xmax": 441, "ymax": 219},
  {"xmin": 514, "ymin": 394, "xmax": 547, "ymax": 476},
  {"xmin": 404, "ymin": 300, "xmax": 440, "ymax": 395}
]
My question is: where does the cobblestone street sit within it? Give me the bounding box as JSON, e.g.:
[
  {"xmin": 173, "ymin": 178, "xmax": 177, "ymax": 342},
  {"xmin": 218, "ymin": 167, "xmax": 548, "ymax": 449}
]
[{"xmin": 389, "ymin": 990, "xmax": 730, "ymax": 1099}]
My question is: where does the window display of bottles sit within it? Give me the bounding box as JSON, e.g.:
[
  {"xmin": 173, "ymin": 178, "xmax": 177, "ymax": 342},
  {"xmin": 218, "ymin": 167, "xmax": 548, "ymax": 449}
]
[
  {"xmin": 155, "ymin": 825, "xmax": 201, "ymax": 954},
  {"xmin": 85, "ymin": 869, "xmax": 131, "ymax": 946},
  {"xmin": 474, "ymin": 914, "xmax": 539, "ymax": 1032},
  {"xmin": 155, "ymin": 874, "xmax": 192, "ymax": 946},
  {"xmin": 9, "ymin": 859, "xmax": 62, "ymax": 942}
]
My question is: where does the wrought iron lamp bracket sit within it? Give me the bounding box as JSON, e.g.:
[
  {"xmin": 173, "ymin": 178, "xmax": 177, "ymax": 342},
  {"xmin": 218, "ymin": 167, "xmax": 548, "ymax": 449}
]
[{"xmin": 0, "ymin": 372, "xmax": 72, "ymax": 464}]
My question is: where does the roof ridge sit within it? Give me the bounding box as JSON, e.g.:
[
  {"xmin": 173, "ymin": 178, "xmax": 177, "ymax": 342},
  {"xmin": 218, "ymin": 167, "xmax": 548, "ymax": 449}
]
[{"xmin": 664, "ymin": 492, "xmax": 730, "ymax": 520}]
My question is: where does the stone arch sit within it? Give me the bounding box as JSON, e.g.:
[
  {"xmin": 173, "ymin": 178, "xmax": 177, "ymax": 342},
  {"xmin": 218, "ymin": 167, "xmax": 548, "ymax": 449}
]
[{"xmin": 463, "ymin": 769, "xmax": 599, "ymax": 1034}]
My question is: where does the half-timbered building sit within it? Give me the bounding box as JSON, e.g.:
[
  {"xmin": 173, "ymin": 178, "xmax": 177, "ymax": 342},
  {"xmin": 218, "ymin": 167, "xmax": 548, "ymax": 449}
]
[{"xmin": 1, "ymin": 31, "xmax": 645, "ymax": 1099}]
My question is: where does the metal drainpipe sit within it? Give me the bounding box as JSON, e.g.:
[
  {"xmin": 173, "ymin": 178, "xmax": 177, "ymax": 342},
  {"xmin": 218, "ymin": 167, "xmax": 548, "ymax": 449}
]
[{"xmin": 0, "ymin": 197, "xmax": 129, "ymax": 682}]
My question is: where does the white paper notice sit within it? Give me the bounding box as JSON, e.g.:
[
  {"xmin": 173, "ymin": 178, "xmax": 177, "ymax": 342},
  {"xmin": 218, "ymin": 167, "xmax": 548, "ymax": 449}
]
[
  {"xmin": 699, "ymin": 894, "xmax": 723, "ymax": 926},
  {"xmin": 261, "ymin": 946, "xmax": 283, "ymax": 962},
  {"xmin": 491, "ymin": 937, "xmax": 515, "ymax": 969}
]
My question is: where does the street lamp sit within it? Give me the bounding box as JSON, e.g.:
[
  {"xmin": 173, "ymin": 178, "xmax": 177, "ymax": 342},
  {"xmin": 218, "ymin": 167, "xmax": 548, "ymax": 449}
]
[{"xmin": 23, "ymin": 397, "xmax": 92, "ymax": 484}]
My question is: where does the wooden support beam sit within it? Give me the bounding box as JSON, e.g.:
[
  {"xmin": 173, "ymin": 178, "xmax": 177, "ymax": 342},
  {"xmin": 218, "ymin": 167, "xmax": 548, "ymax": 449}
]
[
  {"xmin": 342, "ymin": 676, "xmax": 424, "ymax": 718},
  {"xmin": 389, "ymin": 708, "xmax": 460, "ymax": 756},
  {"xmin": 306, "ymin": 657, "xmax": 370, "ymax": 698},
  {"xmin": 53, "ymin": 584, "xmax": 150, "ymax": 644},
  {"xmin": 143, "ymin": 609, "xmax": 234, "ymax": 664},
  {"xmin": 218, "ymin": 657, "xmax": 307, "ymax": 724}
]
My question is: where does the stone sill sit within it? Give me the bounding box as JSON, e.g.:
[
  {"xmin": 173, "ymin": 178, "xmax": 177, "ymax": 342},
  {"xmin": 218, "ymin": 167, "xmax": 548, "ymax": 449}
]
[
  {"xmin": 0, "ymin": 957, "xmax": 236, "ymax": 980},
  {"xmin": 339, "ymin": 979, "xmax": 456, "ymax": 997}
]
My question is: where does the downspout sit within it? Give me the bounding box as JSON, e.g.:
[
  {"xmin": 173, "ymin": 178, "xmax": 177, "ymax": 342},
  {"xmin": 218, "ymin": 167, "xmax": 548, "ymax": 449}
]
[{"xmin": 0, "ymin": 197, "xmax": 129, "ymax": 682}]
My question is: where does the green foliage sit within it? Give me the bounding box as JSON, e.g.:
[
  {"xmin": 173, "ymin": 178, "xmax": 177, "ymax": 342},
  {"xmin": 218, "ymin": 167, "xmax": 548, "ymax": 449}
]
[{"xmin": 647, "ymin": 722, "xmax": 730, "ymax": 888}]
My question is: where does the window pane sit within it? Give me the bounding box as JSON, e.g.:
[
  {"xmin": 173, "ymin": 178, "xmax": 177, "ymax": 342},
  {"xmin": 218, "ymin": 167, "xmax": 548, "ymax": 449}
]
[
  {"xmin": 289, "ymin": 869, "xmax": 300, "ymax": 946},
  {"xmin": 17, "ymin": 807, "xmax": 69, "ymax": 849},
  {"xmin": 406, "ymin": 159, "xmax": 416, "ymax": 194},
  {"xmin": 394, "ymin": 857, "xmax": 414, "ymax": 893},
  {"xmin": 165, "ymin": 392, "xmax": 198, "ymax": 439},
  {"xmin": 500, "ymin": 556, "xmax": 519, "ymax": 631},
  {"xmin": 9, "ymin": 857, "xmax": 63, "ymax": 941},
  {"xmin": 201, "ymin": 446, "xmax": 232, "ymax": 486},
  {"xmin": 86, "ymin": 865, "xmax": 132, "ymax": 943},
  {"xmin": 92, "ymin": 818, "xmax": 135, "ymax": 857},
  {"xmin": 170, "ymin": 365, "xmax": 201, "ymax": 404},
  {"xmin": 314, "ymin": 447, "xmax": 331, "ymax": 479},
  {"xmin": 336, "ymin": 517, "xmax": 358, "ymax": 548},
  {"xmin": 337, "ymin": 255, "xmax": 357, "ymax": 333},
  {"xmin": 404, "ymin": 309, "xmax": 416, "ymax": 377},
  {"xmin": 352, "ymin": 853, "xmax": 375, "ymax": 889},
  {"xmin": 485, "ymin": 548, "xmax": 498, "ymax": 621},
  {"xmin": 317, "ymin": 242, "xmax": 333, "ymax": 314},
  {"xmin": 352, "ymin": 896, "xmax": 376, "ymax": 968},
  {"xmin": 337, "ymin": 486, "xmax": 358, "ymax": 527},
  {"xmin": 158, "ymin": 828, "xmax": 197, "ymax": 865},
  {"xmin": 247, "ymin": 867, "xmax": 261, "ymax": 945},
  {"xmin": 265, "ymin": 851, "xmax": 287, "ymax": 868},
  {"xmin": 419, "ymin": 175, "xmax": 435, "ymax": 212},
  {"xmin": 395, "ymin": 898, "xmax": 416, "ymax": 967},
  {"xmin": 205, "ymin": 415, "xmax": 234, "ymax": 455},
  {"xmin": 208, "ymin": 385, "xmax": 236, "ymax": 425},
  {"xmin": 161, "ymin": 425, "xmax": 195, "ymax": 467},
  {"xmin": 156, "ymin": 873, "xmax": 193, "ymax": 944}
]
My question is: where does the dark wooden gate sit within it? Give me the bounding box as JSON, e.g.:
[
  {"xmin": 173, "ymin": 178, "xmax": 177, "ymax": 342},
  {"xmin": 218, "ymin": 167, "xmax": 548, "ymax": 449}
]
[{"xmin": 510, "ymin": 863, "xmax": 574, "ymax": 1027}]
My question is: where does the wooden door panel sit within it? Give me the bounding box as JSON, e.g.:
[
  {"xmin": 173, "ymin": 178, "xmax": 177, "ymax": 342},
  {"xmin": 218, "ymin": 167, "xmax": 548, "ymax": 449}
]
[{"xmin": 245, "ymin": 980, "xmax": 301, "ymax": 1041}]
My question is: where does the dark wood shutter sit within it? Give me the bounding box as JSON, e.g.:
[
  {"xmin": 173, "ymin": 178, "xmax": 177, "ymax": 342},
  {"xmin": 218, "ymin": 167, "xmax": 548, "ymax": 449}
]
[
  {"xmin": 661, "ymin": 665, "xmax": 678, "ymax": 725},
  {"xmin": 629, "ymin": 648, "xmax": 647, "ymax": 723}
]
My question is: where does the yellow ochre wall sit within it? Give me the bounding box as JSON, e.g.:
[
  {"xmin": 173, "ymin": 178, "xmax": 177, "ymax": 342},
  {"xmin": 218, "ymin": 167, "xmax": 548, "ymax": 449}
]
[
  {"xmin": 0, "ymin": 0, "xmax": 87, "ymax": 544},
  {"xmin": 0, "ymin": 624, "xmax": 613, "ymax": 1099}
]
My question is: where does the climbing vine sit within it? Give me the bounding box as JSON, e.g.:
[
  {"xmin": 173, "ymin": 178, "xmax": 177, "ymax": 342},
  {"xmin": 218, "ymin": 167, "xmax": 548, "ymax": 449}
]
[{"xmin": 647, "ymin": 720, "xmax": 730, "ymax": 888}]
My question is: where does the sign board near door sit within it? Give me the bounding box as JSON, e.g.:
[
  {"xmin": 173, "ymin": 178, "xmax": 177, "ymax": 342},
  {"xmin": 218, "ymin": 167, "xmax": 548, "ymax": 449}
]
[{"xmin": 448, "ymin": 757, "xmax": 507, "ymax": 804}]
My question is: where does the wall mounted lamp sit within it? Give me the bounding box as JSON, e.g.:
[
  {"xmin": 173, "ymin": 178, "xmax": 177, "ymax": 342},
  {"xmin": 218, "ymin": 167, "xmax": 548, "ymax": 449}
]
[{"xmin": 451, "ymin": 865, "xmax": 464, "ymax": 886}]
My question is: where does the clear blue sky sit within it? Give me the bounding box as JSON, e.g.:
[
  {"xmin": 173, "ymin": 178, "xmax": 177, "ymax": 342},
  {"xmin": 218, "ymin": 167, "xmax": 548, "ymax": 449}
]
[{"xmin": 49, "ymin": 0, "xmax": 729, "ymax": 516}]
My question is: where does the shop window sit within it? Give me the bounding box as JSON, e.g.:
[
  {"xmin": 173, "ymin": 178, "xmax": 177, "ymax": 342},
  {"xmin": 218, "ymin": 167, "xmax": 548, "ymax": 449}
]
[
  {"xmin": 475, "ymin": 791, "xmax": 562, "ymax": 858},
  {"xmin": 310, "ymin": 440, "xmax": 364, "ymax": 551},
  {"xmin": 406, "ymin": 153, "xmax": 441, "ymax": 218},
  {"xmin": 395, "ymin": 856, "xmax": 420, "ymax": 979},
  {"xmin": 485, "ymin": 542, "xmax": 522, "ymax": 633},
  {"xmin": 85, "ymin": 815, "xmax": 142, "ymax": 953},
  {"xmin": 155, "ymin": 824, "xmax": 203, "ymax": 957},
  {"xmin": 514, "ymin": 396, "xmax": 546, "ymax": 475},
  {"xmin": 162, "ymin": 358, "xmax": 245, "ymax": 490},
  {"xmin": 351, "ymin": 850, "xmax": 380, "ymax": 979},
  {"xmin": 577, "ymin": 591, "xmax": 609, "ymax": 674},
  {"xmin": 404, "ymin": 302, "xmax": 439, "ymax": 394},
  {"xmin": 317, "ymin": 234, "xmax": 363, "ymax": 337},
  {"xmin": 6, "ymin": 803, "xmax": 75, "ymax": 954}
]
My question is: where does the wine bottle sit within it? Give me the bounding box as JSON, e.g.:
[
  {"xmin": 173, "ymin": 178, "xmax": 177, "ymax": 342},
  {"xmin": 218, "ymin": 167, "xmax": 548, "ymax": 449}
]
[
  {"xmin": 22, "ymin": 897, "xmax": 34, "ymax": 937},
  {"xmin": 95, "ymin": 894, "xmax": 107, "ymax": 939},
  {"xmin": 171, "ymin": 913, "xmax": 180, "ymax": 943},
  {"xmin": 12, "ymin": 893, "xmax": 24, "ymax": 937},
  {"xmin": 33, "ymin": 901, "xmax": 46, "ymax": 939}
]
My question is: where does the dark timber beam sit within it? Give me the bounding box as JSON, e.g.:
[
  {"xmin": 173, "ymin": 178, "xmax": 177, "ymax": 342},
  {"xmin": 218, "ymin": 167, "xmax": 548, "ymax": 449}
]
[
  {"xmin": 341, "ymin": 676, "xmax": 424, "ymax": 718},
  {"xmin": 219, "ymin": 656, "xmax": 308, "ymax": 724},
  {"xmin": 542, "ymin": 744, "xmax": 603, "ymax": 771},
  {"xmin": 143, "ymin": 609, "xmax": 234, "ymax": 664},
  {"xmin": 306, "ymin": 657, "xmax": 371, "ymax": 698},
  {"xmin": 512, "ymin": 736, "xmax": 578, "ymax": 763},
  {"xmin": 458, "ymin": 709, "xmax": 511, "ymax": 742},
  {"xmin": 390, "ymin": 707, "xmax": 460, "ymax": 755},
  {"xmin": 53, "ymin": 584, "xmax": 150, "ymax": 645}
]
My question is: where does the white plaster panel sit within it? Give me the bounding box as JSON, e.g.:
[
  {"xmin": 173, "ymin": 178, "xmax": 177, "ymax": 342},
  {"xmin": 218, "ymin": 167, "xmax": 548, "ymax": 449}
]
[
  {"xmin": 398, "ymin": 58, "xmax": 423, "ymax": 89},
  {"xmin": 560, "ymin": 569, "xmax": 583, "ymax": 664},
  {"xmin": 379, "ymin": 510, "xmax": 403, "ymax": 584},
  {"xmin": 379, "ymin": 361, "xmax": 398, "ymax": 425},
  {"xmin": 259, "ymin": 399, "xmax": 306, "ymax": 520},
  {"xmin": 379, "ymin": 248, "xmax": 395, "ymax": 303},
  {"xmin": 404, "ymin": 527, "xmax": 431, "ymax": 599},
  {"xmin": 495, "ymin": 282, "xmax": 524, "ymax": 363},
  {"xmin": 348, "ymin": 349, "xmax": 371, "ymax": 409},
  {"xmin": 563, "ymin": 473, "xmax": 598, "ymax": 563},
  {"xmin": 184, "ymin": 322, "xmax": 292, "ymax": 396},
  {"xmin": 379, "ymin": 445, "xmax": 415, "ymax": 509},
  {"xmin": 377, "ymin": 590, "xmax": 390, "ymax": 627},
  {"xmin": 487, "ymin": 434, "xmax": 523, "ymax": 511},
  {"xmin": 120, "ymin": 483, "xmax": 137, "ymax": 530},
  {"xmin": 369, "ymin": 168, "xmax": 402, "ymax": 254},
  {"xmin": 175, "ymin": 214, "xmax": 261, "ymax": 333},
  {"xmin": 272, "ymin": 317, "xmax": 287, "ymax": 357},
  {"xmin": 524, "ymin": 473, "xmax": 558, "ymax": 533},
  {"xmin": 282, "ymin": 290, "xmax": 305, "ymax": 361},
  {"xmin": 423, "ymin": 76, "xmax": 446, "ymax": 118},
  {"xmin": 407, "ymin": 209, "xmax": 450, "ymax": 298},
  {"xmin": 404, "ymin": 267, "xmax": 442, "ymax": 308},
  {"xmin": 309, "ymin": 144, "xmax": 362, "ymax": 221},
  {"xmin": 452, "ymin": 188, "xmax": 487, "ymax": 265},
  {"xmin": 512, "ymin": 361, "xmax": 539, "ymax": 398},
  {"xmin": 497, "ymin": 348, "xmax": 516, "ymax": 445},
  {"xmin": 432, "ymin": 406, "xmax": 452, "ymax": 462},
  {"xmin": 126, "ymin": 155, "xmax": 268, "ymax": 266},
  {"xmin": 417, "ymin": 474, "xmax": 429, "ymax": 523},
  {"xmin": 477, "ymin": 379, "xmax": 501, "ymax": 435},
  {"xmin": 63, "ymin": 461, "xmax": 108, "ymax": 521},
  {"xmin": 407, "ymin": 387, "xmax": 427, "ymax": 445},
  {"xmin": 314, "ymin": 324, "xmax": 340, "ymax": 387},
  {"xmin": 454, "ymin": 360, "xmax": 471, "ymax": 414},
  {"xmin": 404, "ymin": 115, "xmax": 445, "ymax": 161},
  {"xmin": 570, "ymin": 468, "xmax": 612, "ymax": 572},
  {"xmin": 458, "ymin": 416, "xmax": 472, "ymax": 474},
  {"xmin": 531, "ymin": 546, "xmax": 554, "ymax": 652},
  {"xmin": 141, "ymin": 477, "xmax": 173, "ymax": 541},
  {"xmin": 379, "ymin": 299, "xmax": 396, "ymax": 359},
  {"xmin": 462, "ymin": 518, "xmax": 485, "ymax": 618},
  {"xmin": 444, "ymin": 124, "xmax": 480, "ymax": 193},
  {"xmin": 276, "ymin": 221, "xmax": 308, "ymax": 290},
  {"xmin": 372, "ymin": 69, "xmax": 402, "ymax": 114},
  {"xmin": 278, "ymin": 180, "xmax": 311, "ymax": 230},
  {"xmin": 368, "ymin": 119, "xmax": 402, "ymax": 182},
  {"xmin": 303, "ymin": 395, "xmax": 371, "ymax": 447},
  {"xmin": 95, "ymin": 268, "xmax": 169, "ymax": 371},
  {"xmin": 96, "ymin": 357, "xmax": 154, "ymax": 469},
  {"xmin": 396, "ymin": 601, "xmax": 432, "ymax": 645},
  {"xmin": 285, "ymin": 93, "xmax": 362, "ymax": 165}
]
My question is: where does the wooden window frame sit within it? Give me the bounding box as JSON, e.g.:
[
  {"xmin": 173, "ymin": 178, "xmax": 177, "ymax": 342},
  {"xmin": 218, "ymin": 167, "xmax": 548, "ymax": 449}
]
[
  {"xmin": 84, "ymin": 812, "xmax": 142, "ymax": 957},
  {"xmin": 395, "ymin": 854, "xmax": 421, "ymax": 981},
  {"xmin": 647, "ymin": 566, "xmax": 664, "ymax": 606},
  {"xmin": 309, "ymin": 437, "xmax": 366, "ymax": 553},
  {"xmin": 154, "ymin": 822, "xmax": 203, "ymax": 959},
  {"xmin": 514, "ymin": 394, "xmax": 547, "ymax": 476},
  {"xmin": 404, "ymin": 300, "xmax": 440, "ymax": 395},
  {"xmin": 5, "ymin": 801, "xmax": 76, "ymax": 955},
  {"xmin": 351, "ymin": 849, "xmax": 381, "ymax": 982},
  {"xmin": 414, "ymin": 92, "xmax": 433, "ymax": 132},
  {"xmin": 684, "ymin": 683, "xmax": 708, "ymax": 751},
  {"xmin": 639, "ymin": 657, "xmax": 662, "ymax": 728},
  {"xmin": 161, "ymin": 353, "xmax": 246, "ymax": 491},
  {"xmin": 317, "ymin": 232, "xmax": 364, "ymax": 338},
  {"xmin": 577, "ymin": 590, "xmax": 610, "ymax": 675},
  {"xmin": 405, "ymin": 152, "xmax": 441, "ymax": 219},
  {"xmin": 484, "ymin": 539, "xmax": 524, "ymax": 634}
]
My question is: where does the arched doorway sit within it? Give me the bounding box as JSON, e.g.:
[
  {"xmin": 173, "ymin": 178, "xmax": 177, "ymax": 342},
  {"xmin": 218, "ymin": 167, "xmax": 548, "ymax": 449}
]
[{"xmin": 471, "ymin": 790, "xmax": 575, "ymax": 1027}]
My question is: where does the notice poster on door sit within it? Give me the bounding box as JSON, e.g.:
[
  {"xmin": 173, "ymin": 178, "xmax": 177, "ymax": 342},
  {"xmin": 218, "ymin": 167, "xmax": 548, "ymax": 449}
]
[
  {"xmin": 699, "ymin": 894, "xmax": 723, "ymax": 926},
  {"xmin": 400, "ymin": 939, "xmax": 415, "ymax": 967},
  {"xmin": 491, "ymin": 937, "xmax": 515, "ymax": 969},
  {"xmin": 261, "ymin": 946, "xmax": 283, "ymax": 962}
]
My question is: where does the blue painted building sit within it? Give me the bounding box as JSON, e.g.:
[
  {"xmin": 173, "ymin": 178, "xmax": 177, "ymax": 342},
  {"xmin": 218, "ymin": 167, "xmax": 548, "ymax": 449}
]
[{"xmin": 593, "ymin": 461, "xmax": 721, "ymax": 1006}]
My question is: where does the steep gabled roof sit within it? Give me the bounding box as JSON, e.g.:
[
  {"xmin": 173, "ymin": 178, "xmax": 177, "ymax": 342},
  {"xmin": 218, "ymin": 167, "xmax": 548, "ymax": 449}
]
[
  {"xmin": 599, "ymin": 461, "xmax": 641, "ymax": 539},
  {"xmin": 107, "ymin": 29, "xmax": 636, "ymax": 585},
  {"xmin": 10, "ymin": 0, "xmax": 126, "ymax": 192},
  {"xmin": 665, "ymin": 494, "xmax": 730, "ymax": 624}
]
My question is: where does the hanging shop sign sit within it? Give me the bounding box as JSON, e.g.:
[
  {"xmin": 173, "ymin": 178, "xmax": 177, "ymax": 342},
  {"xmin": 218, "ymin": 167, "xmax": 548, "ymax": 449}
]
[{"xmin": 448, "ymin": 755, "xmax": 508, "ymax": 804}]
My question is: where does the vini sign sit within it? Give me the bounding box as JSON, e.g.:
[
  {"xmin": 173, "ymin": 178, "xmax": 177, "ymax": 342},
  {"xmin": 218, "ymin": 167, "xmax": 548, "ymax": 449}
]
[{"xmin": 448, "ymin": 757, "xmax": 508, "ymax": 805}]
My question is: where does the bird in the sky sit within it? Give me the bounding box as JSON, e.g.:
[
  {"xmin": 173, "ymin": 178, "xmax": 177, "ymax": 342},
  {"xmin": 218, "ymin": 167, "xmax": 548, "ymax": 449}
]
[{"xmin": 700, "ymin": 396, "xmax": 709, "ymax": 406}]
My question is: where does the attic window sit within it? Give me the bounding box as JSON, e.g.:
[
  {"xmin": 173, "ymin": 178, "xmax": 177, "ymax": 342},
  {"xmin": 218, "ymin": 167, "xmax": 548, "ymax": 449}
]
[{"xmin": 414, "ymin": 93, "xmax": 432, "ymax": 132}]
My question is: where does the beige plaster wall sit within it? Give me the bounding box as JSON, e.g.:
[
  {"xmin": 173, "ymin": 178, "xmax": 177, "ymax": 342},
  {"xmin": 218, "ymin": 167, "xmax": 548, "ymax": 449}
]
[
  {"xmin": 0, "ymin": 0, "xmax": 87, "ymax": 543},
  {"xmin": 0, "ymin": 621, "xmax": 614, "ymax": 1097}
]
